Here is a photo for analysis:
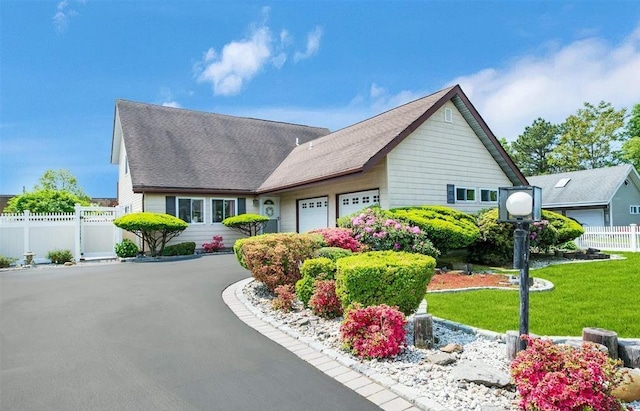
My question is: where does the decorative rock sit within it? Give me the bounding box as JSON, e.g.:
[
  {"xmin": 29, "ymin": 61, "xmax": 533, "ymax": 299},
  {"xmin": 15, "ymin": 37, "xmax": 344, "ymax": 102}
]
[
  {"xmin": 414, "ymin": 313, "xmax": 434, "ymax": 349},
  {"xmin": 451, "ymin": 360, "xmax": 512, "ymax": 388},
  {"xmin": 295, "ymin": 318, "xmax": 310, "ymax": 326},
  {"xmin": 564, "ymin": 339, "xmax": 609, "ymax": 354},
  {"xmin": 505, "ymin": 330, "xmax": 520, "ymax": 361},
  {"xmin": 64, "ymin": 261, "xmax": 74, "ymax": 266},
  {"xmin": 427, "ymin": 352, "xmax": 456, "ymax": 366},
  {"xmin": 619, "ymin": 340, "xmax": 640, "ymax": 368},
  {"xmin": 613, "ymin": 368, "xmax": 640, "ymax": 402},
  {"xmin": 582, "ymin": 327, "xmax": 618, "ymax": 359},
  {"xmin": 439, "ymin": 343, "xmax": 463, "ymax": 353}
]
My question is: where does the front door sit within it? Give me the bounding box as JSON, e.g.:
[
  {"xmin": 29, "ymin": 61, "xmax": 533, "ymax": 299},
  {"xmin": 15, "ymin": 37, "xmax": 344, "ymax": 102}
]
[{"xmin": 262, "ymin": 198, "xmax": 280, "ymax": 233}]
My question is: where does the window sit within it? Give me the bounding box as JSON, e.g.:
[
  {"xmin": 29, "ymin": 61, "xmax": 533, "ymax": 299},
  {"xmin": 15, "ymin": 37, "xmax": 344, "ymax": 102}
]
[
  {"xmin": 480, "ymin": 189, "xmax": 498, "ymax": 202},
  {"xmin": 342, "ymin": 198, "xmax": 349, "ymax": 205},
  {"xmin": 362, "ymin": 196, "xmax": 370, "ymax": 203},
  {"xmin": 630, "ymin": 205, "xmax": 640, "ymax": 214},
  {"xmin": 352, "ymin": 197, "xmax": 359, "ymax": 205},
  {"xmin": 456, "ymin": 187, "xmax": 476, "ymax": 202},
  {"xmin": 212, "ymin": 199, "xmax": 236, "ymax": 223},
  {"xmin": 373, "ymin": 195, "xmax": 380, "ymax": 203},
  {"xmin": 178, "ymin": 198, "xmax": 204, "ymax": 223}
]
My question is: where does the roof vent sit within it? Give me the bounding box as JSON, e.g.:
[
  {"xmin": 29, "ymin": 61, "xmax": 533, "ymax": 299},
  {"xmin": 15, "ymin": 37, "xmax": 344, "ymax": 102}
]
[
  {"xmin": 444, "ymin": 107, "xmax": 453, "ymax": 123},
  {"xmin": 308, "ymin": 141, "xmax": 313, "ymax": 150},
  {"xmin": 296, "ymin": 138, "xmax": 299, "ymax": 146},
  {"xmin": 554, "ymin": 178, "xmax": 571, "ymax": 188}
]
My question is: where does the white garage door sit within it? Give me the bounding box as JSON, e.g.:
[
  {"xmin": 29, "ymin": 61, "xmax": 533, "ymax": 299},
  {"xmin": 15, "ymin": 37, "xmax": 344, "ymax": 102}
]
[
  {"xmin": 566, "ymin": 209, "xmax": 604, "ymax": 227},
  {"xmin": 338, "ymin": 190, "xmax": 380, "ymax": 217},
  {"xmin": 298, "ymin": 196, "xmax": 328, "ymax": 233}
]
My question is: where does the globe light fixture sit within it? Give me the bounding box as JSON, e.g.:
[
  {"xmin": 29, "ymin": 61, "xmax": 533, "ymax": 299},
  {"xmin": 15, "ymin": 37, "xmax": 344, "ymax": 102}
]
[{"xmin": 498, "ymin": 186, "xmax": 542, "ymax": 351}]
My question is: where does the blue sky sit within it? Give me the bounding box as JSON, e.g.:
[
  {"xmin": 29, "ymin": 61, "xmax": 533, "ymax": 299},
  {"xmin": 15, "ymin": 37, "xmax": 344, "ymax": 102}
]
[{"xmin": 1, "ymin": 1, "xmax": 639, "ymax": 198}]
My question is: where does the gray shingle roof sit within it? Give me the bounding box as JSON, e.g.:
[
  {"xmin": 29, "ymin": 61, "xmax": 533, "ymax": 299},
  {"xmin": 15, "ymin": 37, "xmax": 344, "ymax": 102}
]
[
  {"xmin": 527, "ymin": 164, "xmax": 636, "ymax": 207},
  {"xmin": 258, "ymin": 85, "xmax": 525, "ymax": 192},
  {"xmin": 115, "ymin": 100, "xmax": 330, "ymax": 193}
]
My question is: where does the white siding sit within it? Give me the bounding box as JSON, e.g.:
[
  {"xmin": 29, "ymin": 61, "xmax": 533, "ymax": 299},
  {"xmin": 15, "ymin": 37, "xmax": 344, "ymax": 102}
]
[
  {"xmin": 115, "ymin": 118, "xmax": 143, "ymax": 213},
  {"xmin": 386, "ymin": 102, "xmax": 512, "ymax": 213},
  {"xmin": 278, "ymin": 160, "xmax": 388, "ymax": 232}
]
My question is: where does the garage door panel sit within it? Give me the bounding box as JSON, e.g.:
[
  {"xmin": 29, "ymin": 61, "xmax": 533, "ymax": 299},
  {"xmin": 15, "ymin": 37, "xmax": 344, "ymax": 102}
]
[
  {"xmin": 298, "ymin": 196, "xmax": 328, "ymax": 233},
  {"xmin": 566, "ymin": 209, "xmax": 604, "ymax": 227},
  {"xmin": 339, "ymin": 190, "xmax": 380, "ymax": 217}
]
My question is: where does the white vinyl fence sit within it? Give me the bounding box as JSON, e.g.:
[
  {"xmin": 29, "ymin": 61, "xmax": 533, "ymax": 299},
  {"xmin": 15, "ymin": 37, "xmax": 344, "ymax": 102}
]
[
  {"xmin": 0, "ymin": 205, "xmax": 123, "ymax": 263},
  {"xmin": 575, "ymin": 224, "xmax": 639, "ymax": 252}
]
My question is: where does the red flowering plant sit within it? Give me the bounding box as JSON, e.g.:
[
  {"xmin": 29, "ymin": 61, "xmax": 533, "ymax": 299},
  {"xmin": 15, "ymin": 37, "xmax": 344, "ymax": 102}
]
[
  {"xmin": 339, "ymin": 304, "xmax": 407, "ymax": 359},
  {"xmin": 510, "ymin": 335, "xmax": 627, "ymax": 411},
  {"xmin": 344, "ymin": 207, "xmax": 439, "ymax": 258},
  {"xmin": 202, "ymin": 235, "xmax": 225, "ymax": 252},
  {"xmin": 309, "ymin": 227, "xmax": 363, "ymax": 252},
  {"xmin": 272, "ymin": 284, "xmax": 296, "ymax": 312},
  {"xmin": 308, "ymin": 279, "xmax": 343, "ymax": 319}
]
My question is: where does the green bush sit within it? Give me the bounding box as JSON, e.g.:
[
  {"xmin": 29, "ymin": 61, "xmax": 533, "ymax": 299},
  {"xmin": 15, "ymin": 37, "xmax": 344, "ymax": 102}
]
[
  {"xmin": 113, "ymin": 212, "xmax": 188, "ymax": 257},
  {"xmin": 47, "ymin": 249, "xmax": 73, "ymax": 264},
  {"xmin": 390, "ymin": 205, "xmax": 480, "ymax": 253},
  {"xmin": 0, "ymin": 255, "xmax": 16, "ymax": 268},
  {"xmin": 241, "ymin": 233, "xmax": 323, "ymax": 292},
  {"xmin": 161, "ymin": 241, "xmax": 195, "ymax": 256},
  {"xmin": 114, "ymin": 238, "xmax": 139, "ymax": 258},
  {"xmin": 543, "ymin": 210, "xmax": 584, "ymax": 244},
  {"xmin": 223, "ymin": 213, "xmax": 269, "ymax": 237},
  {"xmin": 335, "ymin": 251, "xmax": 436, "ymax": 315},
  {"xmin": 233, "ymin": 237, "xmax": 250, "ymax": 269},
  {"xmin": 314, "ymin": 246, "xmax": 354, "ymax": 261},
  {"xmin": 295, "ymin": 257, "xmax": 337, "ymax": 307}
]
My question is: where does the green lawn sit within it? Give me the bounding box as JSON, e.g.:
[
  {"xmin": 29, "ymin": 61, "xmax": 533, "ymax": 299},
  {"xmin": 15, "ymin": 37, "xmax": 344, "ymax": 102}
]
[{"xmin": 425, "ymin": 252, "xmax": 640, "ymax": 338}]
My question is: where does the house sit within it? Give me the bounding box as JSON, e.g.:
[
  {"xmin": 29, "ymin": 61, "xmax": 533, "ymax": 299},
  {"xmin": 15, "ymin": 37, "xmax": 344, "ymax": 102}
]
[
  {"xmin": 527, "ymin": 164, "xmax": 640, "ymax": 226},
  {"xmin": 110, "ymin": 85, "xmax": 527, "ymax": 247}
]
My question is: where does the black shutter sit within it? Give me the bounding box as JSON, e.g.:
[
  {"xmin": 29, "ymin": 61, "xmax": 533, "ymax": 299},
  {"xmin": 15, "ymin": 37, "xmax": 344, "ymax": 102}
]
[
  {"xmin": 166, "ymin": 196, "xmax": 176, "ymax": 215},
  {"xmin": 237, "ymin": 198, "xmax": 246, "ymax": 215},
  {"xmin": 446, "ymin": 184, "xmax": 455, "ymax": 204}
]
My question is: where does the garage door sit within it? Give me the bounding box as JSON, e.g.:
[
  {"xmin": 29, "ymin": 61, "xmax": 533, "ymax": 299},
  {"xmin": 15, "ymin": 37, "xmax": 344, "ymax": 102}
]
[
  {"xmin": 298, "ymin": 196, "xmax": 328, "ymax": 233},
  {"xmin": 566, "ymin": 209, "xmax": 604, "ymax": 227},
  {"xmin": 338, "ymin": 190, "xmax": 380, "ymax": 217}
]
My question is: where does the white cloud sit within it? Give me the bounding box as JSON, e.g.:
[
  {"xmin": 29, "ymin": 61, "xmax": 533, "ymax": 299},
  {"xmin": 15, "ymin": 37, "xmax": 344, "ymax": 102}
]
[
  {"xmin": 449, "ymin": 24, "xmax": 640, "ymax": 140},
  {"xmin": 53, "ymin": 0, "xmax": 84, "ymax": 33},
  {"xmin": 294, "ymin": 26, "xmax": 323, "ymax": 63},
  {"xmin": 162, "ymin": 101, "xmax": 181, "ymax": 108}
]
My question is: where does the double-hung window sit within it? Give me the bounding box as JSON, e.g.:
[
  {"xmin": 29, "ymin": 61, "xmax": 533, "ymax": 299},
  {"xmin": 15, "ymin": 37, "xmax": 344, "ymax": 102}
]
[
  {"xmin": 456, "ymin": 187, "xmax": 476, "ymax": 202},
  {"xmin": 212, "ymin": 199, "xmax": 236, "ymax": 223},
  {"xmin": 480, "ymin": 189, "xmax": 498, "ymax": 203},
  {"xmin": 178, "ymin": 198, "xmax": 204, "ymax": 223},
  {"xmin": 630, "ymin": 205, "xmax": 640, "ymax": 215}
]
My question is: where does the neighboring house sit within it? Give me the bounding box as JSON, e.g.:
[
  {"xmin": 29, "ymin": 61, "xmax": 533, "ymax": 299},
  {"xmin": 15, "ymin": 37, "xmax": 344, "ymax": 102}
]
[
  {"xmin": 527, "ymin": 164, "xmax": 640, "ymax": 227},
  {"xmin": 110, "ymin": 84, "xmax": 527, "ymax": 247}
]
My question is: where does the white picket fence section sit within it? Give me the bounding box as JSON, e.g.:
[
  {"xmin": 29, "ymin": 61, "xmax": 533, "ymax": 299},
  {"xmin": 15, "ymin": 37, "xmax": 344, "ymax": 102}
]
[
  {"xmin": 575, "ymin": 224, "xmax": 639, "ymax": 252},
  {"xmin": 0, "ymin": 205, "xmax": 123, "ymax": 263}
]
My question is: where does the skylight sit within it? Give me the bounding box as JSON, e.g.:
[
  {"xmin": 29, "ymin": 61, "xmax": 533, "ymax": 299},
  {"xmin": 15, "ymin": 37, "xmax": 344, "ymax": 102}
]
[{"xmin": 554, "ymin": 178, "xmax": 571, "ymax": 188}]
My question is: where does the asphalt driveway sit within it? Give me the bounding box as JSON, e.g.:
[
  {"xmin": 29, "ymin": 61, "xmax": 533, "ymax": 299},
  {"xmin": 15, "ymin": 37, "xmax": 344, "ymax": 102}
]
[{"xmin": 0, "ymin": 255, "xmax": 379, "ymax": 411}]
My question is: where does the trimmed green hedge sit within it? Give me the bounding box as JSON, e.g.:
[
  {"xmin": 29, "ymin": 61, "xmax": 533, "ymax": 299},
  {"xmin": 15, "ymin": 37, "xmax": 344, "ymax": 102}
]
[
  {"xmin": 390, "ymin": 205, "xmax": 480, "ymax": 253},
  {"xmin": 223, "ymin": 213, "xmax": 269, "ymax": 237},
  {"xmin": 161, "ymin": 241, "xmax": 195, "ymax": 256},
  {"xmin": 314, "ymin": 247, "xmax": 354, "ymax": 261},
  {"xmin": 113, "ymin": 212, "xmax": 188, "ymax": 256},
  {"xmin": 335, "ymin": 251, "xmax": 436, "ymax": 315},
  {"xmin": 295, "ymin": 257, "xmax": 337, "ymax": 307},
  {"xmin": 233, "ymin": 237, "xmax": 250, "ymax": 269}
]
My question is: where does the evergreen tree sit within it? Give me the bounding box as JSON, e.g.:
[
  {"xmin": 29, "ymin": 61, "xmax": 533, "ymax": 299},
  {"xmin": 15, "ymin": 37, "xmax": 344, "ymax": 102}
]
[{"xmin": 510, "ymin": 118, "xmax": 559, "ymax": 176}]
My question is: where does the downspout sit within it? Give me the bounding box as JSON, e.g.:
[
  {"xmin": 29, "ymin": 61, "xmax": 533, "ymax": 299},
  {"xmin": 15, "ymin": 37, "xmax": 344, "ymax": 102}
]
[{"xmin": 141, "ymin": 192, "xmax": 146, "ymax": 255}]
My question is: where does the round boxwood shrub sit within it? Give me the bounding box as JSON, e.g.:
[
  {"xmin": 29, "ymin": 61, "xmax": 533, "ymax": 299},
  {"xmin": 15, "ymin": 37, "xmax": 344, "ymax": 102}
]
[
  {"xmin": 114, "ymin": 238, "xmax": 139, "ymax": 258},
  {"xmin": 314, "ymin": 246, "xmax": 354, "ymax": 261},
  {"xmin": 161, "ymin": 241, "xmax": 195, "ymax": 256},
  {"xmin": 295, "ymin": 257, "xmax": 336, "ymax": 307},
  {"xmin": 390, "ymin": 205, "xmax": 480, "ymax": 254},
  {"xmin": 113, "ymin": 212, "xmax": 188, "ymax": 257},
  {"xmin": 222, "ymin": 213, "xmax": 269, "ymax": 237},
  {"xmin": 335, "ymin": 251, "xmax": 436, "ymax": 315}
]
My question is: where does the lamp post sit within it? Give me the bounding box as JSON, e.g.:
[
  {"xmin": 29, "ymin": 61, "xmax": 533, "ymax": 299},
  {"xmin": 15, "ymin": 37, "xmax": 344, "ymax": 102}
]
[{"xmin": 498, "ymin": 186, "xmax": 542, "ymax": 352}]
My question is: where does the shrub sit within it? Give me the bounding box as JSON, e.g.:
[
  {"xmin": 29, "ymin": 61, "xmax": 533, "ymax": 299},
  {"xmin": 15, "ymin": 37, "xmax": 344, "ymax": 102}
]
[
  {"xmin": 202, "ymin": 235, "xmax": 224, "ymax": 253},
  {"xmin": 4, "ymin": 189, "xmax": 90, "ymax": 213},
  {"xmin": 390, "ymin": 205, "xmax": 480, "ymax": 253},
  {"xmin": 0, "ymin": 255, "xmax": 16, "ymax": 268},
  {"xmin": 510, "ymin": 335, "xmax": 625, "ymax": 411},
  {"xmin": 314, "ymin": 247, "xmax": 354, "ymax": 261},
  {"xmin": 113, "ymin": 212, "xmax": 188, "ymax": 257},
  {"xmin": 114, "ymin": 238, "xmax": 139, "ymax": 258},
  {"xmin": 161, "ymin": 241, "xmax": 195, "ymax": 256},
  {"xmin": 335, "ymin": 251, "xmax": 436, "ymax": 315},
  {"xmin": 222, "ymin": 213, "xmax": 269, "ymax": 237},
  {"xmin": 340, "ymin": 304, "xmax": 406, "ymax": 359},
  {"xmin": 557, "ymin": 240, "xmax": 579, "ymax": 251},
  {"xmin": 272, "ymin": 284, "xmax": 296, "ymax": 312},
  {"xmin": 295, "ymin": 257, "xmax": 337, "ymax": 307},
  {"xmin": 529, "ymin": 219, "xmax": 558, "ymax": 253},
  {"xmin": 47, "ymin": 249, "xmax": 73, "ymax": 264},
  {"xmin": 309, "ymin": 280, "xmax": 343, "ymax": 319},
  {"xmin": 241, "ymin": 233, "xmax": 323, "ymax": 292},
  {"xmin": 338, "ymin": 206, "xmax": 439, "ymax": 258},
  {"xmin": 543, "ymin": 210, "xmax": 584, "ymax": 244},
  {"xmin": 309, "ymin": 227, "xmax": 363, "ymax": 252},
  {"xmin": 233, "ymin": 237, "xmax": 250, "ymax": 269}
]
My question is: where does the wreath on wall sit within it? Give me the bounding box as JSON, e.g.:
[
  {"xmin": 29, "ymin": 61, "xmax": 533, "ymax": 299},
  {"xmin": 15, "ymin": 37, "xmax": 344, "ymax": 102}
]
[{"xmin": 265, "ymin": 206, "xmax": 275, "ymax": 217}]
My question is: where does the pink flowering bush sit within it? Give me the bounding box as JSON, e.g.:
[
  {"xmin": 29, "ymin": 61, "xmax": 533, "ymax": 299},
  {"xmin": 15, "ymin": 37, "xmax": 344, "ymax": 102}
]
[
  {"xmin": 309, "ymin": 280, "xmax": 343, "ymax": 319},
  {"xmin": 272, "ymin": 284, "xmax": 296, "ymax": 312},
  {"xmin": 339, "ymin": 304, "xmax": 407, "ymax": 359},
  {"xmin": 339, "ymin": 207, "xmax": 439, "ymax": 257},
  {"xmin": 510, "ymin": 335, "xmax": 626, "ymax": 411},
  {"xmin": 528, "ymin": 220, "xmax": 558, "ymax": 253},
  {"xmin": 309, "ymin": 227, "xmax": 363, "ymax": 252},
  {"xmin": 202, "ymin": 235, "xmax": 225, "ymax": 252}
]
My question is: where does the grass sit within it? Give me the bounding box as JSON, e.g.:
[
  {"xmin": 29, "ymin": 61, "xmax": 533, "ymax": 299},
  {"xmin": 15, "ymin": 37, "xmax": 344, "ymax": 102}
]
[{"xmin": 426, "ymin": 252, "xmax": 640, "ymax": 338}]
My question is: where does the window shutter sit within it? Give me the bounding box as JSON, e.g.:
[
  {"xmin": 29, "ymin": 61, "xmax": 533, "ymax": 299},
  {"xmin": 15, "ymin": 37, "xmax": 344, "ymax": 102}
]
[
  {"xmin": 166, "ymin": 196, "xmax": 176, "ymax": 216},
  {"xmin": 446, "ymin": 184, "xmax": 455, "ymax": 204},
  {"xmin": 237, "ymin": 198, "xmax": 246, "ymax": 214}
]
